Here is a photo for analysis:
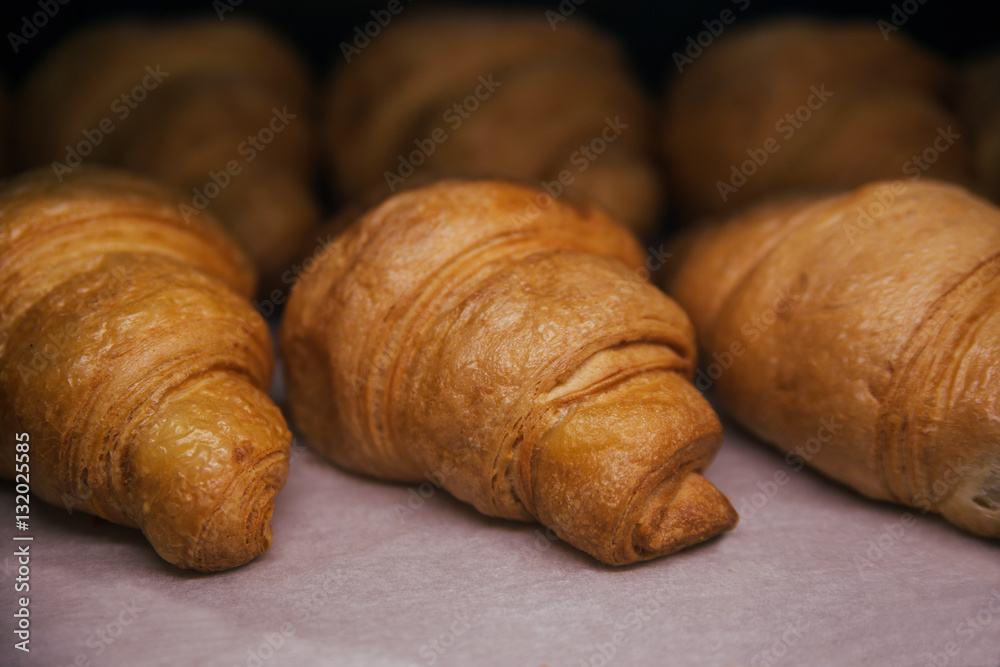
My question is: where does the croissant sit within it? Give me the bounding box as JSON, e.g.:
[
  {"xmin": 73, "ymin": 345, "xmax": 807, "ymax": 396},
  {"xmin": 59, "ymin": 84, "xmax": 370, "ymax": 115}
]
[
  {"xmin": 281, "ymin": 180, "xmax": 736, "ymax": 565},
  {"xmin": 16, "ymin": 18, "xmax": 319, "ymax": 292},
  {"xmin": 324, "ymin": 10, "xmax": 663, "ymax": 236},
  {"xmin": 0, "ymin": 167, "xmax": 290, "ymax": 571},
  {"xmin": 0, "ymin": 76, "xmax": 11, "ymax": 176},
  {"xmin": 961, "ymin": 51, "xmax": 1000, "ymax": 201},
  {"xmin": 664, "ymin": 179, "xmax": 1000, "ymax": 538},
  {"xmin": 662, "ymin": 17, "xmax": 977, "ymax": 218},
  {"xmin": 0, "ymin": 79, "xmax": 7, "ymax": 175}
]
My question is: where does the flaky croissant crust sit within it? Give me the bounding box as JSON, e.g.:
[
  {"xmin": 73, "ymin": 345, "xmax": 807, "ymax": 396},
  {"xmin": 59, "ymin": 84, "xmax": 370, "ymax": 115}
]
[
  {"xmin": 666, "ymin": 179, "xmax": 1000, "ymax": 538},
  {"xmin": 0, "ymin": 168, "xmax": 290, "ymax": 571},
  {"xmin": 283, "ymin": 180, "xmax": 736, "ymax": 565}
]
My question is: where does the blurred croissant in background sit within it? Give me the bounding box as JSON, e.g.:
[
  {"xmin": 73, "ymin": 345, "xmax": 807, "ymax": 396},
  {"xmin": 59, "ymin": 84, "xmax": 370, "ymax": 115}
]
[
  {"xmin": 0, "ymin": 77, "xmax": 8, "ymax": 176},
  {"xmin": 16, "ymin": 18, "xmax": 320, "ymax": 293},
  {"xmin": 961, "ymin": 50, "xmax": 1000, "ymax": 202},
  {"xmin": 324, "ymin": 9, "xmax": 664, "ymax": 236},
  {"xmin": 662, "ymin": 17, "xmax": 979, "ymax": 218}
]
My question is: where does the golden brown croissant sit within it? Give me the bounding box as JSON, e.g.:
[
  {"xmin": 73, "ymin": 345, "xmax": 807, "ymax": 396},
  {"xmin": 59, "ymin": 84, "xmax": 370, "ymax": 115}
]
[
  {"xmin": 281, "ymin": 180, "xmax": 736, "ymax": 565},
  {"xmin": 662, "ymin": 17, "xmax": 977, "ymax": 218},
  {"xmin": 0, "ymin": 167, "xmax": 290, "ymax": 571},
  {"xmin": 664, "ymin": 179, "xmax": 1000, "ymax": 538},
  {"xmin": 324, "ymin": 10, "xmax": 663, "ymax": 236},
  {"xmin": 961, "ymin": 51, "xmax": 1000, "ymax": 201},
  {"xmin": 16, "ymin": 18, "xmax": 319, "ymax": 292}
]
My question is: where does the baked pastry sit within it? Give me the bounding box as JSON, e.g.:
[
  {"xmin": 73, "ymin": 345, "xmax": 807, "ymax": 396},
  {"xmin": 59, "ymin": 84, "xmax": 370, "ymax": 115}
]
[
  {"xmin": 664, "ymin": 179, "xmax": 1000, "ymax": 538},
  {"xmin": 324, "ymin": 10, "xmax": 663, "ymax": 236},
  {"xmin": 281, "ymin": 179, "xmax": 737, "ymax": 565},
  {"xmin": 16, "ymin": 18, "xmax": 319, "ymax": 292},
  {"xmin": 662, "ymin": 17, "xmax": 977, "ymax": 218},
  {"xmin": 0, "ymin": 167, "xmax": 290, "ymax": 571},
  {"xmin": 961, "ymin": 51, "xmax": 1000, "ymax": 201},
  {"xmin": 0, "ymin": 77, "xmax": 9, "ymax": 175}
]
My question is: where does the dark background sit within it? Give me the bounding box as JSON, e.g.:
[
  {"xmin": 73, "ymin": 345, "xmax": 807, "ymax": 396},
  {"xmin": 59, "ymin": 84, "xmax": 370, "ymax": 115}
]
[{"xmin": 1, "ymin": 0, "xmax": 997, "ymax": 91}]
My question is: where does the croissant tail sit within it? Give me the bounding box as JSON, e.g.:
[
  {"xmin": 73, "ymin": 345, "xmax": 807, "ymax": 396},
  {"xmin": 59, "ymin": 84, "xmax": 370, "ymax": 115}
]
[
  {"xmin": 528, "ymin": 369, "xmax": 736, "ymax": 565},
  {"xmin": 131, "ymin": 372, "xmax": 289, "ymax": 571},
  {"xmin": 635, "ymin": 472, "xmax": 738, "ymax": 557}
]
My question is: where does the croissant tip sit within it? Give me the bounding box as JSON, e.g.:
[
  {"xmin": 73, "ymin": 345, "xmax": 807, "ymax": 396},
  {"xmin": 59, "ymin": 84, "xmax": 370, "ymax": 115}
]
[
  {"xmin": 937, "ymin": 459, "xmax": 1000, "ymax": 539},
  {"xmin": 174, "ymin": 460, "xmax": 286, "ymax": 573},
  {"xmin": 632, "ymin": 472, "xmax": 738, "ymax": 559}
]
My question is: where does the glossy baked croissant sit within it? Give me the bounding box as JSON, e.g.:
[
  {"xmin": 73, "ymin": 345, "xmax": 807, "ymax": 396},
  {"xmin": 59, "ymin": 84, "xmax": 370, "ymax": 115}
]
[
  {"xmin": 0, "ymin": 167, "xmax": 290, "ymax": 571},
  {"xmin": 662, "ymin": 17, "xmax": 977, "ymax": 218},
  {"xmin": 281, "ymin": 180, "xmax": 736, "ymax": 565},
  {"xmin": 16, "ymin": 18, "xmax": 319, "ymax": 292},
  {"xmin": 324, "ymin": 10, "xmax": 663, "ymax": 236},
  {"xmin": 664, "ymin": 179, "xmax": 1000, "ymax": 538}
]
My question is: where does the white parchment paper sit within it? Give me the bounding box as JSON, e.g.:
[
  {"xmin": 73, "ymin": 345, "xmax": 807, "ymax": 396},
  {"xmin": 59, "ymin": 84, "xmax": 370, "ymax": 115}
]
[{"xmin": 3, "ymin": 408, "xmax": 999, "ymax": 667}]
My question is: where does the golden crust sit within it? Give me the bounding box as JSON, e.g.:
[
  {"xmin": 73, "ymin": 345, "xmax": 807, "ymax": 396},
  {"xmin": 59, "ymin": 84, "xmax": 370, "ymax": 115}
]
[
  {"xmin": 282, "ymin": 179, "xmax": 736, "ymax": 565},
  {"xmin": 665, "ymin": 179, "xmax": 1000, "ymax": 538},
  {"xmin": 0, "ymin": 167, "xmax": 290, "ymax": 571}
]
